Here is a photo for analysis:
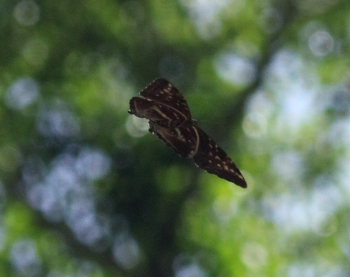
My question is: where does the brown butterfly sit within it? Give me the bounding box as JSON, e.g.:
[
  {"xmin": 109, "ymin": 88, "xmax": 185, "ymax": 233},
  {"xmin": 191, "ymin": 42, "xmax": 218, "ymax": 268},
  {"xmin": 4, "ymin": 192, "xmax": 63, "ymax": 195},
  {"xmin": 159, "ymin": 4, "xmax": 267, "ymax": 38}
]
[{"xmin": 129, "ymin": 78, "xmax": 247, "ymax": 188}]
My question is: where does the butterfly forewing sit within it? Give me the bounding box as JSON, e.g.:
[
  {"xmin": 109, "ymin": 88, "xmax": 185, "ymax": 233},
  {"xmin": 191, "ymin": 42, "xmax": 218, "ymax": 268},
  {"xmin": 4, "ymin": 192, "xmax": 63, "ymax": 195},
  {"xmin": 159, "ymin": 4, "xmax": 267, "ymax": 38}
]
[{"xmin": 193, "ymin": 127, "xmax": 247, "ymax": 188}]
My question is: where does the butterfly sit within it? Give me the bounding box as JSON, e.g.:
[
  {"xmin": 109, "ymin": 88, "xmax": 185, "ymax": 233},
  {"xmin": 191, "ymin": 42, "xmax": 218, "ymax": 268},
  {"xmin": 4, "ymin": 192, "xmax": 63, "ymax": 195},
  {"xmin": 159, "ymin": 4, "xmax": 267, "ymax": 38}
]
[{"xmin": 129, "ymin": 78, "xmax": 247, "ymax": 188}]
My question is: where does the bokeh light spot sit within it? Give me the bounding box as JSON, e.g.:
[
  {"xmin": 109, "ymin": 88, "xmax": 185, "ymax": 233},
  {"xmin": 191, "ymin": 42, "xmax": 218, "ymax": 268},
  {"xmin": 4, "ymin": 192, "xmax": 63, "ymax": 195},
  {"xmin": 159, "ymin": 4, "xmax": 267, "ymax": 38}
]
[
  {"xmin": 37, "ymin": 103, "xmax": 80, "ymax": 138},
  {"xmin": 175, "ymin": 263, "xmax": 207, "ymax": 277},
  {"xmin": 241, "ymin": 242, "xmax": 268, "ymax": 269},
  {"xmin": 75, "ymin": 148, "xmax": 111, "ymax": 181},
  {"xmin": 125, "ymin": 116, "xmax": 149, "ymax": 137},
  {"xmin": 13, "ymin": 0, "xmax": 40, "ymax": 26},
  {"xmin": 10, "ymin": 239, "xmax": 41, "ymax": 276},
  {"xmin": 215, "ymin": 52, "xmax": 256, "ymax": 86},
  {"xmin": 5, "ymin": 77, "xmax": 39, "ymax": 110},
  {"xmin": 113, "ymin": 232, "xmax": 141, "ymax": 270},
  {"xmin": 308, "ymin": 30, "xmax": 335, "ymax": 57},
  {"xmin": 180, "ymin": 0, "xmax": 239, "ymax": 39},
  {"xmin": 271, "ymin": 151, "xmax": 305, "ymax": 182}
]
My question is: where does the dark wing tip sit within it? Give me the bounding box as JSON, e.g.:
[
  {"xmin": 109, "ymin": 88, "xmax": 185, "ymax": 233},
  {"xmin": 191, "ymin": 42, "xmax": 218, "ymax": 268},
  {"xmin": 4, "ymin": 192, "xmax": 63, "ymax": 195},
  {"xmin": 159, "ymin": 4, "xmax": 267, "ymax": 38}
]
[
  {"xmin": 146, "ymin": 78, "xmax": 170, "ymax": 87},
  {"xmin": 223, "ymin": 171, "xmax": 247, "ymax": 188},
  {"xmin": 236, "ymin": 179, "xmax": 248, "ymax": 188},
  {"xmin": 140, "ymin": 78, "xmax": 171, "ymax": 95},
  {"xmin": 153, "ymin": 77, "xmax": 170, "ymax": 83},
  {"xmin": 228, "ymin": 170, "xmax": 248, "ymax": 188}
]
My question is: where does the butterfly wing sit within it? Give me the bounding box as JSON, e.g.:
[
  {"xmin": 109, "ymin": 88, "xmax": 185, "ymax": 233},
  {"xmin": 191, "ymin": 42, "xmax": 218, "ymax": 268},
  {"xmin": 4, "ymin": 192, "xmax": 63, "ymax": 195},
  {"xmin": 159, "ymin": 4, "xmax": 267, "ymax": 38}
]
[
  {"xmin": 140, "ymin": 78, "xmax": 192, "ymax": 119},
  {"xmin": 129, "ymin": 78, "xmax": 192, "ymax": 127},
  {"xmin": 129, "ymin": 78, "xmax": 247, "ymax": 188},
  {"xmin": 129, "ymin": 97, "xmax": 173, "ymax": 125},
  {"xmin": 192, "ymin": 126, "xmax": 247, "ymax": 188},
  {"xmin": 149, "ymin": 121, "xmax": 198, "ymax": 158},
  {"xmin": 149, "ymin": 121, "xmax": 247, "ymax": 188}
]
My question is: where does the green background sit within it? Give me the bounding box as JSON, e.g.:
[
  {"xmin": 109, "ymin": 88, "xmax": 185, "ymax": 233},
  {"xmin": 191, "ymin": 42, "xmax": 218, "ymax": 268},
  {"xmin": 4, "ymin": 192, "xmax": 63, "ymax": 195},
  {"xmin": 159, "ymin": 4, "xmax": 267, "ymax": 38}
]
[{"xmin": 1, "ymin": 0, "xmax": 350, "ymax": 276}]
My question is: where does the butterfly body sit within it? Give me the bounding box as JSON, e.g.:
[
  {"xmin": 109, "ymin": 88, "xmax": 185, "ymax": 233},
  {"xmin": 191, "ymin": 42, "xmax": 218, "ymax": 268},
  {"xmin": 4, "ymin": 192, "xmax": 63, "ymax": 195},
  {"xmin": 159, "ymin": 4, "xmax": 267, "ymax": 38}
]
[{"xmin": 129, "ymin": 78, "xmax": 247, "ymax": 188}]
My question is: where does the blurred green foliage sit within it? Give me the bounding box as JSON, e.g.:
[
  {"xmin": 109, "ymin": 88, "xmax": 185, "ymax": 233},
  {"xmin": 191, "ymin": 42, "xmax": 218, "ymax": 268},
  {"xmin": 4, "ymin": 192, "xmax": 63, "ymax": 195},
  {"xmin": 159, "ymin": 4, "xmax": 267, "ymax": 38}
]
[{"xmin": 1, "ymin": 0, "xmax": 350, "ymax": 276}]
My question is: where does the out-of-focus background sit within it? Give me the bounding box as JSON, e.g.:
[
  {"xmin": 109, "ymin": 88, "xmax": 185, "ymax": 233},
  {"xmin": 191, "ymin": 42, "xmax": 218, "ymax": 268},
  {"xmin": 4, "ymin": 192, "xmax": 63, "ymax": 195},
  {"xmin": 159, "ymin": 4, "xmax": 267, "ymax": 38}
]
[{"xmin": 1, "ymin": 0, "xmax": 350, "ymax": 276}]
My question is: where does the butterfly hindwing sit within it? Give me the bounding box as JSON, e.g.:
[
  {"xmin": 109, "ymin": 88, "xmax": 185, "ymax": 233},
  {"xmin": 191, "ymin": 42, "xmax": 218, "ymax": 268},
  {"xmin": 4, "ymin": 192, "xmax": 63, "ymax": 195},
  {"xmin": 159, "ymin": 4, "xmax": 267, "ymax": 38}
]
[{"xmin": 193, "ymin": 127, "xmax": 247, "ymax": 188}]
